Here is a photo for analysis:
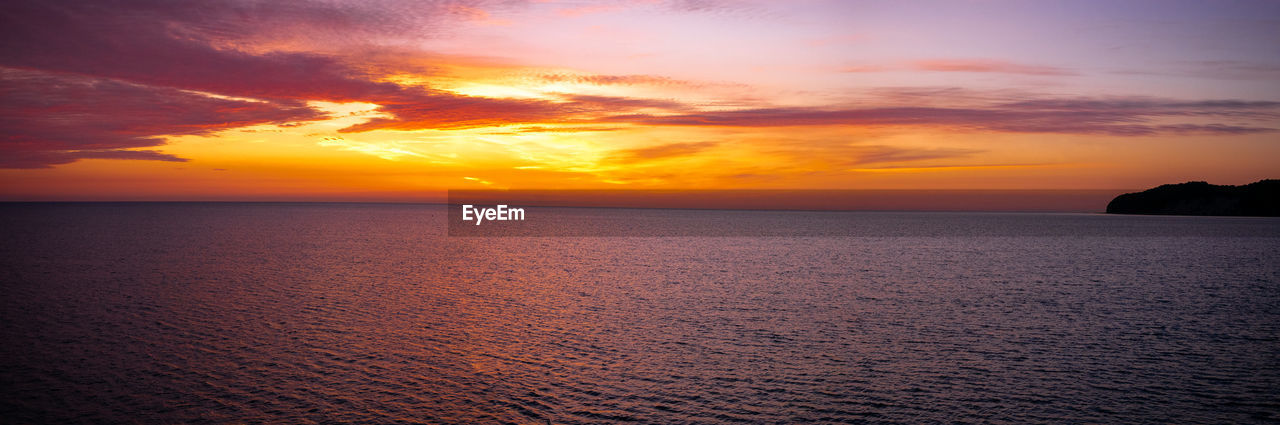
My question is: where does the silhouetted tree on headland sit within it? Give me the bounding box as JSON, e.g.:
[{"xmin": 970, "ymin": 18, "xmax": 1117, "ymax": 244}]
[{"xmin": 1106, "ymin": 180, "xmax": 1279, "ymax": 216}]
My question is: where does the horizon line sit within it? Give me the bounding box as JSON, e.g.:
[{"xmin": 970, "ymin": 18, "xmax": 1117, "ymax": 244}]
[
  {"xmin": 0, "ymin": 188, "xmax": 1135, "ymax": 213},
  {"xmin": 0, "ymin": 200, "xmax": 1116, "ymax": 214}
]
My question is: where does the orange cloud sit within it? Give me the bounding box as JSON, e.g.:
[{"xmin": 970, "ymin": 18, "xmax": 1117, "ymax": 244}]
[{"xmin": 605, "ymin": 141, "xmax": 719, "ymax": 164}]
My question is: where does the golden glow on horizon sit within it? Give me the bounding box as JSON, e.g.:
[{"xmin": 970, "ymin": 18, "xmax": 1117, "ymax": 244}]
[
  {"xmin": 5, "ymin": 101, "xmax": 1277, "ymax": 201},
  {"xmin": 848, "ymin": 164, "xmax": 1062, "ymax": 173}
]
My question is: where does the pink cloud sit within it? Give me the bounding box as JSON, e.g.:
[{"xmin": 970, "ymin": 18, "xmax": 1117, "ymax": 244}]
[
  {"xmin": 840, "ymin": 60, "xmax": 1075, "ymax": 76},
  {"xmin": 911, "ymin": 59, "xmax": 1075, "ymax": 76},
  {"xmin": 558, "ymin": 4, "xmax": 624, "ymax": 17},
  {"xmin": 537, "ymin": 73, "xmax": 695, "ymax": 87},
  {"xmin": 840, "ymin": 65, "xmax": 890, "ymax": 73}
]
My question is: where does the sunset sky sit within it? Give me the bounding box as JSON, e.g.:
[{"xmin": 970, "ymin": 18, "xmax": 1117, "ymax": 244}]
[{"xmin": 1, "ymin": 0, "xmax": 1277, "ymax": 201}]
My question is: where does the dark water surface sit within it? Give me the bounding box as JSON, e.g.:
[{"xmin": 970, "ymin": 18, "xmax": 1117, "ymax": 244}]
[{"xmin": 1, "ymin": 203, "xmax": 1277, "ymax": 424}]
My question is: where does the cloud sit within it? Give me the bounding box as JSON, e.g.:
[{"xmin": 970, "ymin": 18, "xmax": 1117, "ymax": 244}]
[
  {"xmin": 840, "ymin": 65, "xmax": 891, "ymax": 73},
  {"xmin": 338, "ymin": 93, "xmax": 579, "ymax": 132},
  {"xmin": 335, "ymin": 92, "xmax": 689, "ymax": 133},
  {"xmin": 547, "ymin": 0, "xmax": 765, "ymax": 18},
  {"xmin": 536, "ymin": 73, "xmax": 695, "ymax": 87},
  {"xmin": 663, "ymin": 0, "xmax": 763, "ymax": 17},
  {"xmin": 556, "ymin": 94, "xmax": 689, "ymax": 111},
  {"xmin": 2, "ymin": 0, "xmax": 415, "ymax": 102},
  {"xmin": 532, "ymin": 72, "xmax": 754, "ymax": 98},
  {"xmin": 0, "ymin": 68, "xmax": 321, "ymax": 168},
  {"xmin": 317, "ymin": 137, "xmax": 428, "ymax": 161},
  {"xmin": 997, "ymin": 97, "xmax": 1280, "ymax": 114},
  {"xmin": 557, "ymin": 4, "xmax": 624, "ymax": 17},
  {"xmin": 605, "ymin": 141, "xmax": 719, "ymax": 164},
  {"xmin": 911, "ymin": 59, "xmax": 1075, "ymax": 76},
  {"xmin": 509, "ymin": 126, "xmax": 626, "ymax": 133},
  {"xmin": 0, "ymin": 0, "xmax": 712, "ymax": 142},
  {"xmin": 0, "ymin": 0, "xmax": 647, "ymax": 162},
  {"xmin": 1112, "ymin": 60, "xmax": 1280, "ymax": 81},
  {"xmin": 847, "ymin": 163, "xmax": 1056, "ymax": 173},
  {"xmin": 846, "ymin": 145, "xmax": 983, "ymax": 165},
  {"xmin": 340, "ymin": 92, "xmax": 690, "ymax": 134},
  {"xmin": 595, "ymin": 95, "xmax": 1279, "ymax": 136},
  {"xmin": 2, "ymin": 150, "xmax": 189, "ymax": 169},
  {"xmin": 2, "ymin": 0, "xmax": 1274, "ymax": 171},
  {"xmin": 841, "ymin": 60, "xmax": 1074, "ymax": 76},
  {"xmin": 3, "ymin": 0, "xmax": 495, "ymax": 54},
  {"xmin": 749, "ymin": 141, "xmax": 983, "ymax": 172}
]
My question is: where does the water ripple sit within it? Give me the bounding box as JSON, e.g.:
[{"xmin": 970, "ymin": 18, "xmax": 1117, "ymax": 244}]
[{"xmin": 1, "ymin": 204, "xmax": 1278, "ymax": 423}]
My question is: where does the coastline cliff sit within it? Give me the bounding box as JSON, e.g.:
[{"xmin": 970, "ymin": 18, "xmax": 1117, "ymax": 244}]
[{"xmin": 1106, "ymin": 180, "xmax": 1279, "ymax": 216}]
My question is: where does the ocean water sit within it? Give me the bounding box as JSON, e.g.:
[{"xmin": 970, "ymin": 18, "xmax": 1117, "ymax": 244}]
[{"xmin": 1, "ymin": 203, "xmax": 1277, "ymax": 424}]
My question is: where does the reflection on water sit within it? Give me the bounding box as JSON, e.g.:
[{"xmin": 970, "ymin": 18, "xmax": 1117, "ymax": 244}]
[{"xmin": 1, "ymin": 203, "xmax": 1278, "ymax": 423}]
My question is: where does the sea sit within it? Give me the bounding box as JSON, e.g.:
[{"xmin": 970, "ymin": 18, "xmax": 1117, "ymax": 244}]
[{"xmin": 1, "ymin": 203, "xmax": 1277, "ymax": 424}]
